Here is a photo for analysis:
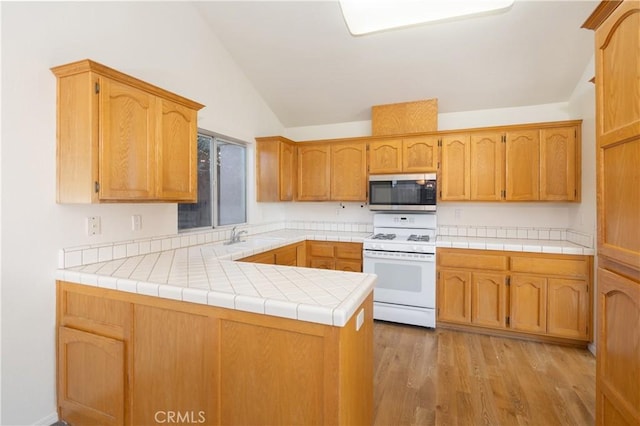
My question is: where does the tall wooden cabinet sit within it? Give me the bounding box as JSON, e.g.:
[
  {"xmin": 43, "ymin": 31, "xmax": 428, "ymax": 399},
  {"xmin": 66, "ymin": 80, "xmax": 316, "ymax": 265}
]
[
  {"xmin": 255, "ymin": 136, "xmax": 296, "ymax": 201},
  {"xmin": 583, "ymin": 2, "xmax": 640, "ymax": 425},
  {"xmin": 51, "ymin": 59, "xmax": 204, "ymax": 203}
]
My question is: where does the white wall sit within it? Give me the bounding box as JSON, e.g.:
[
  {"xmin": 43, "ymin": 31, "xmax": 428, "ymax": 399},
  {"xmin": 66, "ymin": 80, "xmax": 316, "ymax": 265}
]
[
  {"xmin": 1, "ymin": 2, "xmax": 284, "ymax": 424},
  {"xmin": 284, "ymin": 101, "xmax": 586, "ymax": 229}
]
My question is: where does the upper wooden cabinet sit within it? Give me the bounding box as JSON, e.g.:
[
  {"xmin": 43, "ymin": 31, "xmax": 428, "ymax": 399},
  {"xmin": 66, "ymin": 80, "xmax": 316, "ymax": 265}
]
[
  {"xmin": 51, "ymin": 59, "xmax": 204, "ymax": 203},
  {"xmin": 297, "ymin": 144, "xmax": 331, "ymax": 201},
  {"xmin": 331, "ymin": 142, "xmax": 367, "ymax": 201},
  {"xmin": 369, "ymin": 136, "xmax": 437, "ymax": 174},
  {"xmin": 255, "ymin": 136, "xmax": 296, "ymax": 201},
  {"xmin": 440, "ymin": 121, "xmax": 581, "ymax": 202}
]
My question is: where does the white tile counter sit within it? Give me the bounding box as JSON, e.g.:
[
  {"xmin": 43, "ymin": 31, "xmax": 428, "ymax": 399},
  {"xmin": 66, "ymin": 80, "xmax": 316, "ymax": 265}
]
[
  {"xmin": 57, "ymin": 229, "xmax": 375, "ymax": 327},
  {"xmin": 436, "ymin": 225, "xmax": 595, "ymax": 255}
]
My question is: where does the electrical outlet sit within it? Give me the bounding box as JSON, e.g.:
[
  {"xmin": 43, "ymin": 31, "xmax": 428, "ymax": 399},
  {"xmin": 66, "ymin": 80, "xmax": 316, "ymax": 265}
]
[
  {"xmin": 87, "ymin": 216, "xmax": 101, "ymax": 236},
  {"xmin": 132, "ymin": 215, "xmax": 142, "ymax": 231}
]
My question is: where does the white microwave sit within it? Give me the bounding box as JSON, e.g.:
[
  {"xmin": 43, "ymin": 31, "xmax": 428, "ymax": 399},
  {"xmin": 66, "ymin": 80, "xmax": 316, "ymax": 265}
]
[{"xmin": 368, "ymin": 173, "xmax": 437, "ymax": 211}]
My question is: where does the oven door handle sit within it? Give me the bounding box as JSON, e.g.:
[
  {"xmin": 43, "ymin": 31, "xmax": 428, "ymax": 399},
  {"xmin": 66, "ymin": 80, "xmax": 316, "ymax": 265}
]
[{"xmin": 363, "ymin": 251, "xmax": 435, "ymax": 262}]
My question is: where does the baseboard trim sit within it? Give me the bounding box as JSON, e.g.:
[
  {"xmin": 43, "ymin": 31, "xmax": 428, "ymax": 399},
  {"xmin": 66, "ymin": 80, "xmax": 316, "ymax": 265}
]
[{"xmin": 34, "ymin": 411, "xmax": 58, "ymax": 426}]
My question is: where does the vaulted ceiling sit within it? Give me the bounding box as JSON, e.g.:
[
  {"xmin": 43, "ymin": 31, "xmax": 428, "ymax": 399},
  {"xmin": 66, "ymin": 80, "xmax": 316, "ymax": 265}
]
[{"xmin": 195, "ymin": 1, "xmax": 598, "ymax": 128}]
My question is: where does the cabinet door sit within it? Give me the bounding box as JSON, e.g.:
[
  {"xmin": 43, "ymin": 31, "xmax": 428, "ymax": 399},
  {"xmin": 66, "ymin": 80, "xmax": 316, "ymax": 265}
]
[
  {"xmin": 437, "ymin": 269, "xmax": 471, "ymax": 324},
  {"xmin": 331, "ymin": 142, "xmax": 367, "ymax": 201},
  {"xmin": 505, "ymin": 130, "xmax": 540, "ymax": 200},
  {"xmin": 297, "ymin": 145, "xmax": 330, "ymax": 200},
  {"xmin": 132, "ymin": 305, "xmax": 216, "ymax": 425},
  {"xmin": 309, "ymin": 258, "xmax": 335, "ymax": 270},
  {"xmin": 157, "ymin": 98, "xmax": 198, "ymax": 201},
  {"xmin": 368, "ymin": 139, "xmax": 402, "ymax": 174},
  {"xmin": 280, "ymin": 141, "xmax": 296, "ymax": 201},
  {"xmin": 547, "ymin": 278, "xmax": 589, "ymax": 340},
  {"xmin": 540, "ymin": 126, "xmax": 577, "ymax": 201},
  {"xmin": 275, "ymin": 245, "xmax": 297, "ymax": 266},
  {"xmin": 470, "ymin": 132, "xmax": 504, "ymax": 201},
  {"xmin": 440, "ymin": 134, "xmax": 471, "ymax": 200},
  {"xmin": 402, "ymin": 136, "xmax": 438, "ymax": 172},
  {"xmin": 596, "ymin": 268, "xmax": 640, "ymax": 426},
  {"xmin": 509, "ymin": 275, "xmax": 547, "ymax": 333},
  {"xmin": 335, "ymin": 259, "xmax": 362, "ymax": 272},
  {"xmin": 99, "ymin": 77, "xmax": 156, "ymax": 200},
  {"xmin": 58, "ymin": 326, "xmax": 125, "ymax": 426},
  {"xmin": 471, "ymin": 272, "xmax": 507, "ymax": 329}
]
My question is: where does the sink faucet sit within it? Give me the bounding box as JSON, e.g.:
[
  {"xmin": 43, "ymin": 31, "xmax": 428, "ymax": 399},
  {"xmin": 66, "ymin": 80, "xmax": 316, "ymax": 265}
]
[{"xmin": 227, "ymin": 226, "xmax": 248, "ymax": 244}]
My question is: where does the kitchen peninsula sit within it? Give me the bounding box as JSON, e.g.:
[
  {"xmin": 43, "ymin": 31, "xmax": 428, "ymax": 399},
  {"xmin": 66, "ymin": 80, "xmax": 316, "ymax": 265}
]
[{"xmin": 56, "ymin": 230, "xmax": 375, "ymax": 425}]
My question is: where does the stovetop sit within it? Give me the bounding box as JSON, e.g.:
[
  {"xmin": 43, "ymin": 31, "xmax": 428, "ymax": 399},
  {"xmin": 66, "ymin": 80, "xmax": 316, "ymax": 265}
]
[
  {"xmin": 364, "ymin": 212, "xmax": 437, "ymax": 253},
  {"xmin": 369, "ymin": 233, "xmax": 432, "ymax": 242}
]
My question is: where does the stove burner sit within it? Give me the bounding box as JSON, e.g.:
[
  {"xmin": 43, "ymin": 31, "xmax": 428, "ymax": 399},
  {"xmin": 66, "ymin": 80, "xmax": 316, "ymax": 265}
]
[
  {"xmin": 372, "ymin": 233, "xmax": 396, "ymax": 240},
  {"xmin": 407, "ymin": 234, "xmax": 431, "ymax": 242}
]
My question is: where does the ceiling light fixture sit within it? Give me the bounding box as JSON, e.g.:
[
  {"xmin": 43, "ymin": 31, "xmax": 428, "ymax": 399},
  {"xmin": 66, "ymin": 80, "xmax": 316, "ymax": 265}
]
[{"xmin": 339, "ymin": 0, "xmax": 516, "ymax": 35}]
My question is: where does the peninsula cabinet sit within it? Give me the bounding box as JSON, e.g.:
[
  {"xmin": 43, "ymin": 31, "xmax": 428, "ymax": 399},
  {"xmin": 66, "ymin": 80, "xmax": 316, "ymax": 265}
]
[
  {"xmin": 255, "ymin": 136, "xmax": 296, "ymax": 201},
  {"xmin": 584, "ymin": 1, "xmax": 640, "ymax": 425},
  {"xmin": 437, "ymin": 248, "xmax": 592, "ymax": 344},
  {"xmin": 368, "ymin": 136, "xmax": 438, "ymax": 174},
  {"xmin": 51, "ymin": 59, "xmax": 204, "ymax": 203},
  {"xmin": 238, "ymin": 242, "xmax": 305, "ymax": 266},
  {"xmin": 57, "ymin": 281, "xmax": 373, "ymax": 426}
]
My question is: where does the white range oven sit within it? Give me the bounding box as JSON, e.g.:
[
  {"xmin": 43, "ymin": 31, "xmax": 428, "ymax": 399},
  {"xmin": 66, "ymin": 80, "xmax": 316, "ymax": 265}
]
[{"xmin": 363, "ymin": 212, "xmax": 436, "ymax": 328}]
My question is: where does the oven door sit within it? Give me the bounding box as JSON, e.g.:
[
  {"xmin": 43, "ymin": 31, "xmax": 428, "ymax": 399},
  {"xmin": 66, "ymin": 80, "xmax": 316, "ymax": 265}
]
[{"xmin": 363, "ymin": 250, "xmax": 435, "ymax": 308}]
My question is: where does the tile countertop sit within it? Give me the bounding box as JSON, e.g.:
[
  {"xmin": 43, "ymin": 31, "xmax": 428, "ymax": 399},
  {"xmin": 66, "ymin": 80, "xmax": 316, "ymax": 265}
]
[
  {"xmin": 56, "ymin": 230, "xmax": 375, "ymax": 327},
  {"xmin": 436, "ymin": 236, "xmax": 595, "ymax": 255}
]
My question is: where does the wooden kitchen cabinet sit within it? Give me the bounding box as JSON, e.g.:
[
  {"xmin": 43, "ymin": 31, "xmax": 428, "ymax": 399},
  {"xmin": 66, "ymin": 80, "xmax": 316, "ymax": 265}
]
[
  {"xmin": 239, "ymin": 242, "xmax": 305, "ymax": 266},
  {"xmin": 331, "ymin": 142, "xmax": 367, "ymax": 201},
  {"xmin": 255, "ymin": 136, "xmax": 296, "ymax": 201},
  {"xmin": 57, "ymin": 281, "xmax": 373, "ymax": 426},
  {"xmin": 540, "ymin": 125, "xmax": 578, "ymax": 201},
  {"xmin": 437, "ymin": 248, "xmax": 592, "ymax": 344},
  {"xmin": 440, "ymin": 133, "xmax": 471, "ymax": 200},
  {"xmin": 51, "ymin": 59, "xmax": 204, "ymax": 203},
  {"xmin": 307, "ymin": 241, "xmax": 363, "ymax": 272},
  {"xmin": 369, "ymin": 136, "xmax": 437, "ymax": 174},
  {"xmin": 297, "ymin": 144, "xmax": 331, "ymax": 200},
  {"xmin": 584, "ymin": 2, "xmax": 640, "ymax": 424},
  {"xmin": 505, "ymin": 129, "xmax": 540, "ymax": 200},
  {"xmin": 470, "ymin": 131, "xmax": 504, "ymax": 201}
]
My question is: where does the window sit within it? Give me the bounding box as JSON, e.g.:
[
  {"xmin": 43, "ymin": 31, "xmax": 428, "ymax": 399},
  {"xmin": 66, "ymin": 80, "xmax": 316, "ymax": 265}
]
[{"xmin": 178, "ymin": 131, "xmax": 247, "ymax": 230}]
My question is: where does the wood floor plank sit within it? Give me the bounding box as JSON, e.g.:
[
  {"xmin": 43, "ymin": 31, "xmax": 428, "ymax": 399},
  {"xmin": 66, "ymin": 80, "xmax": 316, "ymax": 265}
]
[{"xmin": 373, "ymin": 322, "xmax": 595, "ymax": 426}]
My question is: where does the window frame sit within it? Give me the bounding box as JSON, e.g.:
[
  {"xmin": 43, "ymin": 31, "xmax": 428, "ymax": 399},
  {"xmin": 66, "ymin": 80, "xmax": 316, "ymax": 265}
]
[{"xmin": 178, "ymin": 129, "xmax": 248, "ymax": 232}]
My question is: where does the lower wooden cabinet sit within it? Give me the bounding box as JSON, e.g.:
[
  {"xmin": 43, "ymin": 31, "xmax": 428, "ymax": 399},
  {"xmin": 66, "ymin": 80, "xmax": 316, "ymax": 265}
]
[
  {"xmin": 57, "ymin": 281, "xmax": 373, "ymax": 425},
  {"xmin": 239, "ymin": 242, "xmax": 304, "ymax": 266},
  {"xmin": 437, "ymin": 248, "xmax": 592, "ymax": 344},
  {"xmin": 307, "ymin": 241, "xmax": 363, "ymax": 272}
]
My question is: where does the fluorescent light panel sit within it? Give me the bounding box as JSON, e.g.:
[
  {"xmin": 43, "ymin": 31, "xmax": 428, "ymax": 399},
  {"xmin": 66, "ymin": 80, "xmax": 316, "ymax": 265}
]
[{"xmin": 339, "ymin": 0, "xmax": 515, "ymax": 35}]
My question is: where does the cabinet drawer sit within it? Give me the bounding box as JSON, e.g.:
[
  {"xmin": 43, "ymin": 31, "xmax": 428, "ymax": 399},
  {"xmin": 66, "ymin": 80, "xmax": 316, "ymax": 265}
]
[
  {"xmin": 308, "ymin": 242, "xmax": 335, "ymax": 258},
  {"xmin": 58, "ymin": 282, "xmax": 131, "ymax": 339},
  {"xmin": 336, "ymin": 260, "xmax": 362, "ymax": 272},
  {"xmin": 335, "ymin": 242, "xmax": 362, "ymax": 260},
  {"xmin": 438, "ymin": 251, "xmax": 508, "ymax": 271},
  {"xmin": 510, "ymin": 256, "xmax": 588, "ymax": 278}
]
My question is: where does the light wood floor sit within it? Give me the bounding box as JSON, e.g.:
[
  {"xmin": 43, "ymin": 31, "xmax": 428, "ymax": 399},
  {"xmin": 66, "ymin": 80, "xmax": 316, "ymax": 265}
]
[{"xmin": 373, "ymin": 321, "xmax": 596, "ymax": 426}]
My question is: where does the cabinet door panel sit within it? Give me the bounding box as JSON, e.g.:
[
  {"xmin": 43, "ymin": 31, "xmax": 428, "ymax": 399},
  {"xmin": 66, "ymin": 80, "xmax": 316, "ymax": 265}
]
[
  {"xmin": 437, "ymin": 269, "xmax": 471, "ymax": 323},
  {"xmin": 331, "ymin": 142, "xmax": 367, "ymax": 201},
  {"xmin": 596, "ymin": 268, "xmax": 640, "ymax": 426},
  {"xmin": 368, "ymin": 139, "xmax": 402, "ymax": 174},
  {"xmin": 157, "ymin": 98, "xmax": 197, "ymax": 201},
  {"xmin": 470, "ymin": 132, "xmax": 504, "ymax": 201},
  {"xmin": 505, "ymin": 130, "xmax": 540, "ymax": 200},
  {"xmin": 336, "ymin": 259, "xmax": 362, "ymax": 272},
  {"xmin": 100, "ymin": 78, "xmax": 156, "ymax": 199},
  {"xmin": 275, "ymin": 245, "xmax": 297, "ymax": 266},
  {"xmin": 510, "ymin": 275, "xmax": 547, "ymax": 333},
  {"xmin": 471, "ymin": 273, "xmax": 507, "ymax": 328},
  {"xmin": 310, "ymin": 258, "xmax": 335, "ymax": 270},
  {"xmin": 440, "ymin": 134, "xmax": 471, "ymax": 200},
  {"xmin": 298, "ymin": 145, "xmax": 330, "ymax": 200},
  {"xmin": 335, "ymin": 242, "xmax": 362, "ymax": 260},
  {"xmin": 547, "ymin": 279, "xmax": 589, "ymax": 340},
  {"xmin": 58, "ymin": 326, "xmax": 125, "ymax": 426},
  {"xmin": 132, "ymin": 305, "xmax": 216, "ymax": 425},
  {"xmin": 540, "ymin": 126, "xmax": 577, "ymax": 201},
  {"xmin": 402, "ymin": 136, "xmax": 438, "ymax": 172}
]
